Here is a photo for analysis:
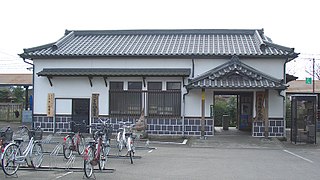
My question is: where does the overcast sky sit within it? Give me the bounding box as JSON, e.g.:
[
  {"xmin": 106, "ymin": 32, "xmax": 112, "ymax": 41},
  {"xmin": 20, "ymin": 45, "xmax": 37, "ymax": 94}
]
[{"xmin": 0, "ymin": 0, "xmax": 319, "ymax": 79}]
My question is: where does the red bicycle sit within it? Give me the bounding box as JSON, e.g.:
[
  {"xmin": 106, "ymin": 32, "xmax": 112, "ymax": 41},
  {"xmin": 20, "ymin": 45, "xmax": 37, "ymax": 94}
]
[
  {"xmin": 0, "ymin": 126, "xmax": 13, "ymax": 166},
  {"xmin": 83, "ymin": 119, "xmax": 112, "ymax": 178},
  {"xmin": 63, "ymin": 121, "xmax": 86, "ymax": 159}
]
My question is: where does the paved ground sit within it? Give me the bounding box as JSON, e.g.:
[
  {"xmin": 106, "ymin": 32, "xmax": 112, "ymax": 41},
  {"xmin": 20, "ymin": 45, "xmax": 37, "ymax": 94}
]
[{"xmin": 1, "ymin": 121, "xmax": 320, "ymax": 179}]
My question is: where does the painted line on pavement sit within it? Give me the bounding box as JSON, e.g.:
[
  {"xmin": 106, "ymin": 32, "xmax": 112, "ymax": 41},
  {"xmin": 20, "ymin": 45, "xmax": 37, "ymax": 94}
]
[
  {"xmin": 148, "ymin": 149, "xmax": 153, "ymax": 153},
  {"xmin": 56, "ymin": 171, "xmax": 73, "ymax": 179},
  {"xmin": 149, "ymin": 139, "xmax": 188, "ymax": 145},
  {"xmin": 283, "ymin": 150, "xmax": 313, "ymax": 163}
]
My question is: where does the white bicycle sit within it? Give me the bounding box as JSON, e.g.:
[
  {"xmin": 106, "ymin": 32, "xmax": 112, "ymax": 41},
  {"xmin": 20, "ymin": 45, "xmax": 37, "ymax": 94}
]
[
  {"xmin": 116, "ymin": 121, "xmax": 135, "ymax": 164},
  {"xmin": 1, "ymin": 126, "xmax": 44, "ymax": 176}
]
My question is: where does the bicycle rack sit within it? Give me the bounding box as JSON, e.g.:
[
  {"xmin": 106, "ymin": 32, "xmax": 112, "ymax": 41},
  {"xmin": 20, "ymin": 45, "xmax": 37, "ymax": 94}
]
[
  {"xmin": 42, "ymin": 134, "xmax": 53, "ymax": 144},
  {"xmin": 66, "ymin": 155, "xmax": 76, "ymax": 170},
  {"xmin": 49, "ymin": 143, "xmax": 63, "ymax": 168}
]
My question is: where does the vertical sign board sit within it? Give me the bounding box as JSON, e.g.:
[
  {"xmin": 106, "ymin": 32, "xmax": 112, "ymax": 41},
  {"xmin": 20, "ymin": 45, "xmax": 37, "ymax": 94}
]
[
  {"xmin": 47, "ymin": 93, "xmax": 54, "ymax": 117},
  {"xmin": 91, "ymin": 93, "xmax": 99, "ymax": 117},
  {"xmin": 256, "ymin": 92, "xmax": 265, "ymax": 122}
]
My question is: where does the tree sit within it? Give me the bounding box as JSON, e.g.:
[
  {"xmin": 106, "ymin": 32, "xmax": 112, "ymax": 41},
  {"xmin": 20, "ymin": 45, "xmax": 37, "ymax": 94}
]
[
  {"xmin": 0, "ymin": 87, "xmax": 25, "ymax": 103},
  {"xmin": 12, "ymin": 86, "xmax": 25, "ymax": 103},
  {"xmin": 0, "ymin": 88, "xmax": 11, "ymax": 102},
  {"xmin": 214, "ymin": 95, "xmax": 237, "ymax": 127}
]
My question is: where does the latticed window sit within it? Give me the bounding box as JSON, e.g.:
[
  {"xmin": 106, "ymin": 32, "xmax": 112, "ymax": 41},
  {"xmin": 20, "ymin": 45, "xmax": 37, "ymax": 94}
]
[
  {"xmin": 109, "ymin": 81, "xmax": 181, "ymax": 117},
  {"xmin": 147, "ymin": 82, "xmax": 181, "ymax": 117}
]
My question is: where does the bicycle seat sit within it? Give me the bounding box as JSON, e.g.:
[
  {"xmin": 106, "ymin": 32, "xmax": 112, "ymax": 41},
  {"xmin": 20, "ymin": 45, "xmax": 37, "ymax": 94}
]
[
  {"xmin": 125, "ymin": 132, "xmax": 132, "ymax": 136},
  {"xmin": 14, "ymin": 138, "xmax": 24, "ymax": 144},
  {"xmin": 88, "ymin": 140, "xmax": 96, "ymax": 146},
  {"xmin": 68, "ymin": 132, "xmax": 75, "ymax": 136}
]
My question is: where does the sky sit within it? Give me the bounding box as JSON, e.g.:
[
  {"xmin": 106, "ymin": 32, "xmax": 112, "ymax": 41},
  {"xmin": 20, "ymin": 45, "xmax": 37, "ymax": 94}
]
[{"xmin": 0, "ymin": 0, "xmax": 319, "ymax": 79}]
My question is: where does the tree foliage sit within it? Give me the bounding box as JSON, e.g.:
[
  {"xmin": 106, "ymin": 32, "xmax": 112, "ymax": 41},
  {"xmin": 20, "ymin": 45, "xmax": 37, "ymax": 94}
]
[
  {"xmin": 0, "ymin": 87, "xmax": 25, "ymax": 103},
  {"xmin": 214, "ymin": 96, "xmax": 237, "ymax": 127}
]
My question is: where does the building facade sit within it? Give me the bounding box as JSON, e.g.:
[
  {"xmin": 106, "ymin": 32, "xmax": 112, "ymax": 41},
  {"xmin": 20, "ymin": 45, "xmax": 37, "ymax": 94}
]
[{"xmin": 20, "ymin": 29, "xmax": 298, "ymax": 137}]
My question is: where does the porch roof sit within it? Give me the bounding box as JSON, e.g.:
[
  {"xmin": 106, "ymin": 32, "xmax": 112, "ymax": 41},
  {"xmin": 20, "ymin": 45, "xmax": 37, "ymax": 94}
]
[
  {"xmin": 187, "ymin": 56, "xmax": 286, "ymax": 90},
  {"xmin": 37, "ymin": 68, "xmax": 191, "ymax": 77}
]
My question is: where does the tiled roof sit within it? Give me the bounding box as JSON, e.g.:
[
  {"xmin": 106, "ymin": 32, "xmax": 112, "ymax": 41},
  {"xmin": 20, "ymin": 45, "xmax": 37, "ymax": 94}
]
[
  {"xmin": 37, "ymin": 68, "xmax": 191, "ymax": 77},
  {"xmin": 20, "ymin": 29, "xmax": 298, "ymax": 59},
  {"xmin": 0, "ymin": 74, "xmax": 33, "ymax": 86},
  {"xmin": 187, "ymin": 56, "xmax": 286, "ymax": 89}
]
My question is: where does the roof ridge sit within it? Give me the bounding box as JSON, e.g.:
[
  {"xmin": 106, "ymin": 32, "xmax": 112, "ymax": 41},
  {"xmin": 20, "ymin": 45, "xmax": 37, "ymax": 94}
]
[{"xmin": 69, "ymin": 29, "xmax": 263, "ymax": 36}]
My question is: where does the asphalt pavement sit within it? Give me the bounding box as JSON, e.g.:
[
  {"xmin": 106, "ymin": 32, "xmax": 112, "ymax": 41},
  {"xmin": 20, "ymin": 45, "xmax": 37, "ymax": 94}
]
[{"xmin": 1, "ymin": 121, "xmax": 320, "ymax": 180}]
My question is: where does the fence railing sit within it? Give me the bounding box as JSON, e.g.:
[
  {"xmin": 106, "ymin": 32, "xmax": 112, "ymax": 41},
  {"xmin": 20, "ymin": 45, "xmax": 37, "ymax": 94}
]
[{"xmin": 0, "ymin": 103, "xmax": 23, "ymax": 122}]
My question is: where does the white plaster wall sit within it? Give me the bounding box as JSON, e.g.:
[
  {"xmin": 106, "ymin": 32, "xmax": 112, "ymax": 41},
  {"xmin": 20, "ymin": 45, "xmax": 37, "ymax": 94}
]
[
  {"xmin": 241, "ymin": 58, "xmax": 285, "ymax": 79},
  {"xmin": 184, "ymin": 89, "xmax": 214, "ymax": 117},
  {"xmin": 33, "ymin": 57, "xmax": 285, "ymax": 116},
  {"xmin": 268, "ymin": 90, "xmax": 284, "ymax": 117}
]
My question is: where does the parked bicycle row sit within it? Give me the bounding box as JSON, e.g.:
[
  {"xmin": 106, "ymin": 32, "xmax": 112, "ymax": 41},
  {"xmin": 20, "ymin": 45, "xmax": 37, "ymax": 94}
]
[{"xmin": 0, "ymin": 118, "xmax": 147, "ymax": 179}]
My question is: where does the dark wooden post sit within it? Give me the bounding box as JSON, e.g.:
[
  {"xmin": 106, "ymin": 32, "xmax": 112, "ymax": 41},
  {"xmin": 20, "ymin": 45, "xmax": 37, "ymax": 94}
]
[
  {"xmin": 24, "ymin": 86, "xmax": 29, "ymax": 110},
  {"xmin": 201, "ymin": 89, "xmax": 205, "ymax": 138},
  {"xmin": 264, "ymin": 89, "xmax": 269, "ymax": 138}
]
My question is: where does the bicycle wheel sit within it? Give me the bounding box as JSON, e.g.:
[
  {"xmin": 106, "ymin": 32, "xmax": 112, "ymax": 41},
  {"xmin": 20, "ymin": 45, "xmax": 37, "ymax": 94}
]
[
  {"xmin": 77, "ymin": 134, "xmax": 85, "ymax": 155},
  {"xmin": 116, "ymin": 132, "xmax": 124, "ymax": 153},
  {"xmin": 1, "ymin": 143, "xmax": 20, "ymax": 176},
  {"xmin": 63, "ymin": 136, "xmax": 73, "ymax": 159},
  {"xmin": 104, "ymin": 139, "xmax": 111, "ymax": 156},
  {"xmin": 30, "ymin": 141, "xmax": 43, "ymax": 168},
  {"xmin": 129, "ymin": 150, "xmax": 133, "ymax": 164},
  {"xmin": 98, "ymin": 144, "xmax": 106, "ymax": 170},
  {"xmin": 83, "ymin": 146, "xmax": 94, "ymax": 178},
  {"xmin": 127, "ymin": 137, "xmax": 133, "ymax": 164}
]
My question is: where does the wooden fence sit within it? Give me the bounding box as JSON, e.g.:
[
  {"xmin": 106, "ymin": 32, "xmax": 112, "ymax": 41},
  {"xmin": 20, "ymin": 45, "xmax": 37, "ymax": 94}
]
[{"xmin": 0, "ymin": 103, "xmax": 23, "ymax": 122}]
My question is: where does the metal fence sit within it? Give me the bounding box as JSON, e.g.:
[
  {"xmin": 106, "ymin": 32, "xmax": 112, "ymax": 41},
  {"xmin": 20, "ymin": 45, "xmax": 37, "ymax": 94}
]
[
  {"xmin": 109, "ymin": 90, "xmax": 181, "ymax": 117},
  {"xmin": 0, "ymin": 103, "xmax": 23, "ymax": 122}
]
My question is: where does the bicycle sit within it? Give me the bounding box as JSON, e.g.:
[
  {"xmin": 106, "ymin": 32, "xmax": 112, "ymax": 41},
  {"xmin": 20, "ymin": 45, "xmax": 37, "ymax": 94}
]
[
  {"xmin": 62, "ymin": 121, "xmax": 86, "ymax": 159},
  {"xmin": 116, "ymin": 121, "xmax": 135, "ymax": 164},
  {"xmin": 0, "ymin": 126, "xmax": 13, "ymax": 166},
  {"xmin": 1, "ymin": 126, "xmax": 43, "ymax": 176},
  {"xmin": 83, "ymin": 118, "xmax": 113, "ymax": 178}
]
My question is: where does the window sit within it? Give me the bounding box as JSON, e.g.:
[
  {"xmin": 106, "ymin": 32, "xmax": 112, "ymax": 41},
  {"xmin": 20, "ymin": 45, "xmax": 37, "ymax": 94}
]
[
  {"xmin": 167, "ymin": 82, "xmax": 181, "ymax": 90},
  {"xmin": 110, "ymin": 82, "xmax": 123, "ymax": 90},
  {"xmin": 109, "ymin": 81, "xmax": 142, "ymax": 116},
  {"xmin": 128, "ymin": 82, "xmax": 142, "ymax": 90},
  {"xmin": 109, "ymin": 81, "xmax": 181, "ymax": 117},
  {"xmin": 110, "ymin": 82, "xmax": 124, "ymax": 115},
  {"xmin": 127, "ymin": 82, "xmax": 142, "ymax": 115},
  {"xmin": 148, "ymin": 82, "xmax": 162, "ymax": 90},
  {"xmin": 147, "ymin": 82, "xmax": 181, "ymax": 117}
]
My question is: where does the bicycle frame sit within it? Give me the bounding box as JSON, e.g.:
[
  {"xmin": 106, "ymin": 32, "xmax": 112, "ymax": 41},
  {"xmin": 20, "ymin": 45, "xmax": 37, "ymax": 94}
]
[
  {"xmin": 84, "ymin": 135, "xmax": 103, "ymax": 164},
  {"xmin": 13, "ymin": 137, "xmax": 35, "ymax": 164},
  {"xmin": 63, "ymin": 132, "xmax": 81, "ymax": 151}
]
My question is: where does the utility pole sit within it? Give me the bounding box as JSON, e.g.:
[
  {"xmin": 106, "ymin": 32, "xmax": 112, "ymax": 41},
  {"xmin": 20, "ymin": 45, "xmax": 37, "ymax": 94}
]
[{"xmin": 313, "ymin": 58, "xmax": 315, "ymax": 94}]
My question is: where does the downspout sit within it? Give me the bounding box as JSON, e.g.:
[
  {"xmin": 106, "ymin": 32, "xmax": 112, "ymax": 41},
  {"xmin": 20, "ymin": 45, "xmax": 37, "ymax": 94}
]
[
  {"xmin": 182, "ymin": 59, "xmax": 194, "ymax": 136},
  {"xmin": 282, "ymin": 56, "xmax": 291, "ymax": 138},
  {"xmin": 182, "ymin": 88, "xmax": 189, "ymax": 137}
]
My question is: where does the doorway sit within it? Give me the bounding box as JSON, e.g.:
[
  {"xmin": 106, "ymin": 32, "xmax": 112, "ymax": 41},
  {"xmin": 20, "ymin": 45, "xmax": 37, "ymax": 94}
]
[
  {"xmin": 72, "ymin": 98, "xmax": 90, "ymax": 133},
  {"xmin": 214, "ymin": 92, "xmax": 253, "ymax": 135}
]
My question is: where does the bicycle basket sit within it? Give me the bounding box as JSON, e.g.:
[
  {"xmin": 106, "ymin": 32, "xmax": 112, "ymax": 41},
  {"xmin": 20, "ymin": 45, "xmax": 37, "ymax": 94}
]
[
  {"xmin": 0, "ymin": 129, "xmax": 13, "ymax": 142},
  {"xmin": 28, "ymin": 129, "xmax": 43, "ymax": 140}
]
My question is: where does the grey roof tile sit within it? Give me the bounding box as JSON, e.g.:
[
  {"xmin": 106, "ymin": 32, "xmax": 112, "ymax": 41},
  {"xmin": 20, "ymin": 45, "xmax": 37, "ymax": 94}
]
[
  {"xmin": 20, "ymin": 29, "xmax": 298, "ymax": 59},
  {"xmin": 37, "ymin": 68, "xmax": 191, "ymax": 77}
]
